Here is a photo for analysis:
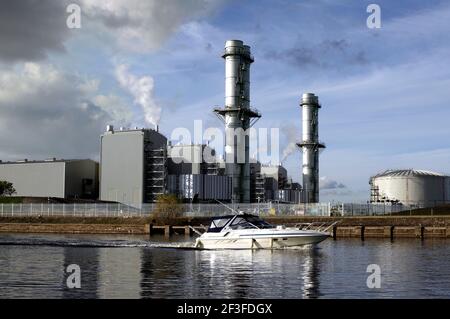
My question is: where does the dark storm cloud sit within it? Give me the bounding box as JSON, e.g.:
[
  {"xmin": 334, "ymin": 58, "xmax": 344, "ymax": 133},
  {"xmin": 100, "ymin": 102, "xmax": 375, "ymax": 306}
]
[
  {"xmin": 0, "ymin": 0, "xmax": 70, "ymax": 62},
  {"xmin": 265, "ymin": 39, "xmax": 368, "ymax": 69},
  {"xmin": 0, "ymin": 64, "xmax": 125, "ymax": 161}
]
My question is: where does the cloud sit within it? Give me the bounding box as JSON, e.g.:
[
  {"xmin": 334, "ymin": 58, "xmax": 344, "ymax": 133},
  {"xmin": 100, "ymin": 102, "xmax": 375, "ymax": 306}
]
[
  {"xmin": 0, "ymin": 0, "xmax": 70, "ymax": 63},
  {"xmin": 265, "ymin": 39, "xmax": 368, "ymax": 69},
  {"xmin": 115, "ymin": 64, "xmax": 161, "ymax": 126},
  {"xmin": 81, "ymin": 0, "xmax": 227, "ymax": 52},
  {"xmin": 320, "ymin": 176, "xmax": 346, "ymax": 190},
  {"xmin": 319, "ymin": 176, "xmax": 352, "ymax": 199},
  {"xmin": 92, "ymin": 94, "xmax": 133, "ymax": 126},
  {"xmin": 0, "ymin": 0, "xmax": 227, "ymax": 63},
  {"xmin": 0, "ymin": 63, "xmax": 131, "ymax": 160}
]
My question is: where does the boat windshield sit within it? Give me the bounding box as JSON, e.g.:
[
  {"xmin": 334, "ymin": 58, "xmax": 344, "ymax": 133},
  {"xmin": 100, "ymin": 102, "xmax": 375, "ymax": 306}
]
[
  {"xmin": 228, "ymin": 215, "xmax": 274, "ymax": 230},
  {"xmin": 207, "ymin": 216, "xmax": 233, "ymax": 232},
  {"xmin": 207, "ymin": 214, "xmax": 274, "ymax": 232}
]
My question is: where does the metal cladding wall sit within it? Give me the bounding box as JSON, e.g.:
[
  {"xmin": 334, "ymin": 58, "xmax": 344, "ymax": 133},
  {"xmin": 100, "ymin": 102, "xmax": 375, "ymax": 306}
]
[
  {"xmin": 370, "ymin": 169, "xmax": 450, "ymax": 206},
  {"xmin": 0, "ymin": 161, "xmax": 65, "ymax": 197},
  {"xmin": 168, "ymin": 174, "xmax": 232, "ymax": 201},
  {"xmin": 276, "ymin": 189, "xmax": 302, "ymax": 203},
  {"xmin": 0, "ymin": 160, "xmax": 98, "ymax": 198},
  {"xmin": 263, "ymin": 177, "xmax": 278, "ymax": 201},
  {"xmin": 100, "ymin": 130, "xmax": 145, "ymax": 205},
  {"xmin": 261, "ymin": 165, "xmax": 288, "ymax": 188},
  {"xmin": 203, "ymin": 175, "xmax": 232, "ymax": 200},
  {"xmin": 65, "ymin": 160, "xmax": 99, "ymax": 198},
  {"xmin": 167, "ymin": 144, "xmax": 216, "ymax": 175},
  {"xmin": 100, "ymin": 128, "xmax": 167, "ymax": 206}
]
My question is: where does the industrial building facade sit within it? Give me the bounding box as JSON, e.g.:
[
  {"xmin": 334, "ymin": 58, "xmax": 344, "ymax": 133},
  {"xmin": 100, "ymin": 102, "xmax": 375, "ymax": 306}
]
[
  {"xmin": 97, "ymin": 124, "xmax": 305, "ymax": 206},
  {"xmin": 99, "ymin": 126, "xmax": 167, "ymax": 206},
  {"xmin": 0, "ymin": 159, "xmax": 98, "ymax": 199}
]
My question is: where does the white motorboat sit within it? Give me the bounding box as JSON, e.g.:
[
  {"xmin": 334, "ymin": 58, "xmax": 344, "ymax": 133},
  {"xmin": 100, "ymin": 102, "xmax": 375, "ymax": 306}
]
[{"xmin": 194, "ymin": 213, "xmax": 335, "ymax": 250}]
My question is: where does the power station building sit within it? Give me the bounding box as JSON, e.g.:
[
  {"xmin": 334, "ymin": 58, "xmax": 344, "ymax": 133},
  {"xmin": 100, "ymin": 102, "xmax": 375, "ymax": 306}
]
[
  {"xmin": 99, "ymin": 126, "xmax": 167, "ymax": 206},
  {"xmin": 97, "ymin": 123, "xmax": 304, "ymax": 206},
  {"xmin": 0, "ymin": 40, "xmax": 320, "ymax": 206},
  {"xmin": 0, "ymin": 159, "xmax": 98, "ymax": 199},
  {"xmin": 167, "ymin": 143, "xmax": 232, "ymax": 202},
  {"xmin": 370, "ymin": 169, "xmax": 450, "ymax": 207}
]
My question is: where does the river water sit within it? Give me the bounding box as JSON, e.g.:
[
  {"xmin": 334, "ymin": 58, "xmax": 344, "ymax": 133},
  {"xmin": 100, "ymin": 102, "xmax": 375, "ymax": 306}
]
[{"xmin": 0, "ymin": 234, "xmax": 449, "ymax": 299}]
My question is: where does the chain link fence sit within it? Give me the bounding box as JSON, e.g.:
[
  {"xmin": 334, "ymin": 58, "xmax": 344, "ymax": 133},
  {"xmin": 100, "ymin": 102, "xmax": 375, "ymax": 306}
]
[
  {"xmin": 333, "ymin": 201, "xmax": 450, "ymax": 216},
  {"xmin": 1, "ymin": 201, "xmax": 446, "ymax": 218},
  {"xmin": 0, "ymin": 202, "xmax": 331, "ymax": 217}
]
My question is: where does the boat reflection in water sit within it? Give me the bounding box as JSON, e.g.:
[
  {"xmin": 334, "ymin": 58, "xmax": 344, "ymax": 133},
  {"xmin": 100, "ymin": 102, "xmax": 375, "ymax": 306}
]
[{"xmin": 140, "ymin": 241, "xmax": 323, "ymax": 298}]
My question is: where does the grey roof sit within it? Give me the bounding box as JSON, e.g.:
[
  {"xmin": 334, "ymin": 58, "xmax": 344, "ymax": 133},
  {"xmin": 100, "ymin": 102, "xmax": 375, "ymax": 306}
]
[
  {"xmin": 0, "ymin": 159, "xmax": 96, "ymax": 165},
  {"xmin": 372, "ymin": 169, "xmax": 446, "ymax": 178}
]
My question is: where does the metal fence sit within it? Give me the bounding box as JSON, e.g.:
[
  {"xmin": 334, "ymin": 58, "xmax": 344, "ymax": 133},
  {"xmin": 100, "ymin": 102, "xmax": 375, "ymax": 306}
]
[
  {"xmin": 0, "ymin": 202, "xmax": 331, "ymax": 218},
  {"xmin": 182, "ymin": 203, "xmax": 331, "ymax": 217},
  {"xmin": 1, "ymin": 201, "xmax": 445, "ymax": 218},
  {"xmin": 336, "ymin": 203, "xmax": 408, "ymax": 216},
  {"xmin": 335, "ymin": 201, "xmax": 450, "ymax": 216}
]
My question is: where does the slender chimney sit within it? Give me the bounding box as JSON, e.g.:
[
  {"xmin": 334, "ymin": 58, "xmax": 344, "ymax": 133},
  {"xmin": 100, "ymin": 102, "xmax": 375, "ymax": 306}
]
[
  {"xmin": 213, "ymin": 40, "xmax": 261, "ymax": 203},
  {"xmin": 297, "ymin": 93, "xmax": 325, "ymax": 203}
]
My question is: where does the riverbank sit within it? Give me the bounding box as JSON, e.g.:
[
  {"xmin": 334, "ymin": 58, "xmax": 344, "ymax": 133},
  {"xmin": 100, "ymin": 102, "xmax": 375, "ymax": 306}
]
[{"xmin": 1, "ymin": 216, "xmax": 450, "ymax": 238}]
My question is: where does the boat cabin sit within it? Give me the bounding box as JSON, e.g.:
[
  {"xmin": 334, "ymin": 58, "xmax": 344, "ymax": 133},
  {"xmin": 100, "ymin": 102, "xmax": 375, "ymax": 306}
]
[{"xmin": 207, "ymin": 214, "xmax": 274, "ymax": 232}]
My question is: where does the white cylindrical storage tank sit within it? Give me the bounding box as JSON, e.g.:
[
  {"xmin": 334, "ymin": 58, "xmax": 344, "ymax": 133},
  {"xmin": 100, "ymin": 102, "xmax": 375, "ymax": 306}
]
[{"xmin": 369, "ymin": 169, "xmax": 449, "ymax": 207}]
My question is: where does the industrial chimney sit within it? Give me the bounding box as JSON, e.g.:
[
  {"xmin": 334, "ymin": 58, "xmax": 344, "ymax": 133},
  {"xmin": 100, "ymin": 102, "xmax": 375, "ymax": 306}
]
[
  {"xmin": 297, "ymin": 93, "xmax": 325, "ymax": 203},
  {"xmin": 214, "ymin": 40, "xmax": 261, "ymax": 203}
]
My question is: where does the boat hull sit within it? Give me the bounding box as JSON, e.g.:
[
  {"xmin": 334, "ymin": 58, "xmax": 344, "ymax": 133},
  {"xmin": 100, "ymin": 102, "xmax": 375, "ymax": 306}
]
[{"xmin": 195, "ymin": 233, "xmax": 329, "ymax": 250}]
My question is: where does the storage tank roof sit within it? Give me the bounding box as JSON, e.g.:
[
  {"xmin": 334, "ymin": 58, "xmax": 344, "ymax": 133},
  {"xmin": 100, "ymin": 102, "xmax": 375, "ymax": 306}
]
[{"xmin": 372, "ymin": 169, "xmax": 446, "ymax": 178}]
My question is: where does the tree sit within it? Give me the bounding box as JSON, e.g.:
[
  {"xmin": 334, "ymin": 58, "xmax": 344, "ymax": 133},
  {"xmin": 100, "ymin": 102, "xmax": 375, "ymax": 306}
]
[
  {"xmin": 0, "ymin": 181, "xmax": 16, "ymax": 196},
  {"xmin": 152, "ymin": 194, "xmax": 183, "ymax": 224}
]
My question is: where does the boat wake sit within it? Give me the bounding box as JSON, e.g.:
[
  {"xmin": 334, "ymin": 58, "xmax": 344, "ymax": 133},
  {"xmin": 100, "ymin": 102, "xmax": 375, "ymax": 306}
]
[{"xmin": 0, "ymin": 238, "xmax": 197, "ymax": 249}]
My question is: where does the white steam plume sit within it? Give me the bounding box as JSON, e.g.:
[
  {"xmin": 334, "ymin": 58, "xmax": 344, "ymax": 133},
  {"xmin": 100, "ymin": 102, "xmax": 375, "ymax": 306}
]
[
  {"xmin": 281, "ymin": 125, "xmax": 299, "ymax": 162},
  {"xmin": 115, "ymin": 64, "xmax": 161, "ymax": 126}
]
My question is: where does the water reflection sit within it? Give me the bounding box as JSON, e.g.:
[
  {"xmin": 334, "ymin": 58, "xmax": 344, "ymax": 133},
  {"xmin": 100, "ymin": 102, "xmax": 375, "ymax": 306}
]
[
  {"xmin": 139, "ymin": 246, "xmax": 323, "ymax": 298},
  {"xmin": 62, "ymin": 248, "xmax": 99, "ymax": 299},
  {"xmin": 302, "ymin": 247, "xmax": 322, "ymax": 298},
  {"xmin": 1, "ymin": 234, "xmax": 449, "ymax": 299}
]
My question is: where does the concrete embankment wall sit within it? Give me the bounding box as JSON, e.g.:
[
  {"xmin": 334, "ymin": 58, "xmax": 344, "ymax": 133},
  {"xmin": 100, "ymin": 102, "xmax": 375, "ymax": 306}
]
[
  {"xmin": 0, "ymin": 223, "xmax": 148, "ymax": 234},
  {"xmin": 0, "ymin": 216, "xmax": 450, "ymax": 238}
]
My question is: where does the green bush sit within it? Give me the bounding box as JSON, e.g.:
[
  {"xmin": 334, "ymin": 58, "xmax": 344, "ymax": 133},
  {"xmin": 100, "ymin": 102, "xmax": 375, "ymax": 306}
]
[
  {"xmin": 152, "ymin": 194, "xmax": 183, "ymax": 224},
  {"xmin": 0, "ymin": 197, "xmax": 22, "ymax": 204}
]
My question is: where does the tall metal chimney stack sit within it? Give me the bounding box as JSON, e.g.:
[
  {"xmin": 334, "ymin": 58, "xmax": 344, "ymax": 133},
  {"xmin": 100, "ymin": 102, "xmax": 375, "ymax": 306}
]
[
  {"xmin": 214, "ymin": 40, "xmax": 261, "ymax": 203},
  {"xmin": 297, "ymin": 93, "xmax": 325, "ymax": 203}
]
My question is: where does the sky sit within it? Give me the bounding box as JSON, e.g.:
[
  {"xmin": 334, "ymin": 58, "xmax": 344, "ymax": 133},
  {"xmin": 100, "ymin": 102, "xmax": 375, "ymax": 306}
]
[{"xmin": 0, "ymin": 0, "xmax": 449, "ymax": 202}]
